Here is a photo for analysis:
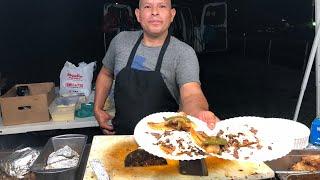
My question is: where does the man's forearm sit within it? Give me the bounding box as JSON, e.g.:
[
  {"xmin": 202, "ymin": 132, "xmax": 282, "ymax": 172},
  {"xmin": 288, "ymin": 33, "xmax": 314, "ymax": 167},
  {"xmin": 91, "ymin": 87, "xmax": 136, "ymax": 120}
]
[
  {"xmin": 180, "ymin": 83, "xmax": 218, "ymax": 128},
  {"xmin": 94, "ymin": 67, "xmax": 114, "ymax": 112},
  {"xmin": 181, "ymin": 93, "xmax": 209, "ymax": 117}
]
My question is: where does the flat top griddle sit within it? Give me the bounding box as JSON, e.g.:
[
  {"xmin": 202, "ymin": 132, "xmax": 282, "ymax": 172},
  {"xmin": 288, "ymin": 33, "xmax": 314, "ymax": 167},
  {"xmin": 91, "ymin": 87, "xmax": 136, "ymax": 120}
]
[{"xmin": 83, "ymin": 135, "xmax": 274, "ymax": 180}]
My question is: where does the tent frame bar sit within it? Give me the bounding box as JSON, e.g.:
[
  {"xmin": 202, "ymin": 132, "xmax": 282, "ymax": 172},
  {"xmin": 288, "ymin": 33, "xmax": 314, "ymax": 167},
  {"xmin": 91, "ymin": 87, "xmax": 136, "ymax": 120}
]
[{"xmin": 294, "ymin": 0, "xmax": 320, "ymax": 121}]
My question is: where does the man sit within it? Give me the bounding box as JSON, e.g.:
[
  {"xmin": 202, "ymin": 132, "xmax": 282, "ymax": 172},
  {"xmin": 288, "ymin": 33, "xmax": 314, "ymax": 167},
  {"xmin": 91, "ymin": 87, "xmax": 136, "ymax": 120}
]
[{"xmin": 94, "ymin": 0, "xmax": 219, "ymax": 135}]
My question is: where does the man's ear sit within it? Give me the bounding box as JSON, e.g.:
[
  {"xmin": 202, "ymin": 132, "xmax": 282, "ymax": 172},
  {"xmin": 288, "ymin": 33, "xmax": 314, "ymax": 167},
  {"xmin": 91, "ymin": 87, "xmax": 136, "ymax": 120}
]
[
  {"xmin": 135, "ymin": 8, "xmax": 141, "ymax": 22},
  {"xmin": 170, "ymin": 8, "xmax": 176, "ymax": 22}
]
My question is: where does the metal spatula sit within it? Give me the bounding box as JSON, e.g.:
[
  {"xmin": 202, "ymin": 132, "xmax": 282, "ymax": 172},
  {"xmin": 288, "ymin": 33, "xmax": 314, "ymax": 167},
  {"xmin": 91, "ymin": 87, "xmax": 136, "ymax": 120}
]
[{"xmin": 179, "ymin": 159, "xmax": 208, "ymax": 176}]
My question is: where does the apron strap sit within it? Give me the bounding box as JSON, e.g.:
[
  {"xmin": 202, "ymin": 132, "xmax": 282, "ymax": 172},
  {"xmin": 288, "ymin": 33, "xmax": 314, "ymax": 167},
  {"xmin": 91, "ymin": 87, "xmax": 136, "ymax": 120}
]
[
  {"xmin": 126, "ymin": 34, "xmax": 144, "ymax": 68},
  {"xmin": 155, "ymin": 34, "xmax": 170, "ymax": 72}
]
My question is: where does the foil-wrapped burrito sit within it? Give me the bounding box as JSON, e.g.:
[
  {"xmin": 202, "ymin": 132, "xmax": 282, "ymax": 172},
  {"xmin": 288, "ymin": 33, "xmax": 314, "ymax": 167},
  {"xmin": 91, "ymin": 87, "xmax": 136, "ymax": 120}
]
[
  {"xmin": 0, "ymin": 147, "xmax": 40, "ymax": 178},
  {"xmin": 45, "ymin": 145, "xmax": 79, "ymax": 169}
]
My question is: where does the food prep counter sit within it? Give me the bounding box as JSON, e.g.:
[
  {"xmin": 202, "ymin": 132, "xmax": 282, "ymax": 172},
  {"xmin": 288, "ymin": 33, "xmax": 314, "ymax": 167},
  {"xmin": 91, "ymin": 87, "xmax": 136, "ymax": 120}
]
[
  {"xmin": 83, "ymin": 135, "xmax": 275, "ymax": 180},
  {"xmin": 1, "ymin": 135, "xmax": 320, "ymax": 179},
  {"xmin": 0, "ymin": 116, "xmax": 98, "ymax": 135},
  {"xmin": 0, "ymin": 89, "xmax": 115, "ymax": 135},
  {"xmin": 0, "ymin": 109, "xmax": 114, "ymax": 135}
]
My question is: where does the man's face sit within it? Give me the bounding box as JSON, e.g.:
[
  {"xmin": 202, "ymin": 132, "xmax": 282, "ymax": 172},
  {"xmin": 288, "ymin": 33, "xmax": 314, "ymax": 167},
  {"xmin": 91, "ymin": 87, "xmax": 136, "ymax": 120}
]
[{"xmin": 135, "ymin": 0, "xmax": 176, "ymax": 37}]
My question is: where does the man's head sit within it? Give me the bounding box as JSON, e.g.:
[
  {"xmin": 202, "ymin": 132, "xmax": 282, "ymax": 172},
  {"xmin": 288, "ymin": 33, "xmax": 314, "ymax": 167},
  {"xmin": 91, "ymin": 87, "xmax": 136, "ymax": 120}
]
[{"xmin": 135, "ymin": 0, "xmax": 176, "ymax": 38}]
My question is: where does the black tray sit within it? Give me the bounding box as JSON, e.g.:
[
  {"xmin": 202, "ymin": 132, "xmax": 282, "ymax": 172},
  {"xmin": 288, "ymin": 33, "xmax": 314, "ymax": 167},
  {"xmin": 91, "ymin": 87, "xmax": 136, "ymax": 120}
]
[
  {"xmin": 30, "ymin": 134, "xmax": 87, "ymax": 180},
  {"xmin": 265, "ymin": 149, "xmax": 320, "ymax": 180}
]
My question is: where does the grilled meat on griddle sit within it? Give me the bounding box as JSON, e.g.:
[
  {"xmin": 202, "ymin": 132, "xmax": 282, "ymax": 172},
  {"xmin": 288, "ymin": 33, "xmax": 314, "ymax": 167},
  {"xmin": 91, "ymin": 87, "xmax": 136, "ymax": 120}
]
[{"xmin": 124, "ymin": 149, "xmax": 167, "ymax": 167}]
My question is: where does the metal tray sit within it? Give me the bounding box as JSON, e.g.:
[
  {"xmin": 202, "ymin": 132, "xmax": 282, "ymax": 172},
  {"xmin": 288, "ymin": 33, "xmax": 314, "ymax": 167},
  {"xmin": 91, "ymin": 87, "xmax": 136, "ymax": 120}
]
[
  {"xmin": 265, "ymin": 149, "xmax": 320, "ymax": 180},
  {"xmin": 30, "ymin": 134, "xmax": 87, "ymax": 180},
  {"xmin": 281, "ymin": 173, "xmax": 320, "ymax": 180}
]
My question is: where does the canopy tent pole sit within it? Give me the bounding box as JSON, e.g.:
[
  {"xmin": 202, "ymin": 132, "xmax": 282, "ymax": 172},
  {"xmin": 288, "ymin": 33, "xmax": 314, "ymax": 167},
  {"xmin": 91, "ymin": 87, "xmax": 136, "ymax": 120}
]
[
  {"xmin": 316, "ymin": 0, "xmax": 320, "ymax": 118},
  {"xmin": 294, "ymin": 0, "xmax": 320, "ymax": 121}
]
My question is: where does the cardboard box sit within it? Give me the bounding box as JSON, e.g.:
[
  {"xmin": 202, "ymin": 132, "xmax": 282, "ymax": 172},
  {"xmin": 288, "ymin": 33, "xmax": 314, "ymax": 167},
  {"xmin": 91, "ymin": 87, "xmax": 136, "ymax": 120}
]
[{"xmin": 0, "ymin": 82, "xmax": 55, "ymax": 126}]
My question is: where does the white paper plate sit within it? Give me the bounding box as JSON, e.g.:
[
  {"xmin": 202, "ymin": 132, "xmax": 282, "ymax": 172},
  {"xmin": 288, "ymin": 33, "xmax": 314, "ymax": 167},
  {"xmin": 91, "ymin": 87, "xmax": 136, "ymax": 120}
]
[
  {"xmin": 210, "ymin": 116, "xmax": 295, "ymax": 162},
  {"xmin": 134, "ymin": 112, "xmax": 211, "ymax": 160},
  {"xmin": 224, "ymin": 117, "xmax": 310, "ymax": 149},
  {"xmin": 264, "ymin": 118, "xmax": 310, "ymax": 149},
  {"xmin": 134, "ymin": 114, "xmax": 294, "ymax": 162}
]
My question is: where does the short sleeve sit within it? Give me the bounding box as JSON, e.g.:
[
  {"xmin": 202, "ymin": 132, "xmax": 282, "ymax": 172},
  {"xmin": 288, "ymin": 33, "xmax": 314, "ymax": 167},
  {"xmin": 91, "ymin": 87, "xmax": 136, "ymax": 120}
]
[
  {"xmin": 176, "ymin": 46, "xmax": 200, "ymax": 87},
  {"xmin": 102, "ymin": 35, "xmax": 118, "ymax": 73}
]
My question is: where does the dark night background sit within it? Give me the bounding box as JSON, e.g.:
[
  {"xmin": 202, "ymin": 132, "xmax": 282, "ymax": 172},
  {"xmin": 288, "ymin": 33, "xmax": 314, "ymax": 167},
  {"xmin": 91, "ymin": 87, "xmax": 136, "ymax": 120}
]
[
  {"xmin": 0, "ymin": 2, "xmax": 319, "ymax": 179},
  {"xmin": 0, "ymin": 0, "xmax": 316, "ymax": 128}
]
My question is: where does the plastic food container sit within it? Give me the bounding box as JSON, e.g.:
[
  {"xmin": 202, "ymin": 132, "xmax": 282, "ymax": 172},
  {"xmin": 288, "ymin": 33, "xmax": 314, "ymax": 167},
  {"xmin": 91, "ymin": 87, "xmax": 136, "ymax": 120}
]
[
  {"xmin": 49, "ymin": 96, "xmax": 78, "ymax": 121},
  {"xmin": 49, "ymin": 103, "xmax": 76, "ymax": 121},
  {"xmin": 30, "ymin": 134, "xmax": 87, "ymax": 180}
]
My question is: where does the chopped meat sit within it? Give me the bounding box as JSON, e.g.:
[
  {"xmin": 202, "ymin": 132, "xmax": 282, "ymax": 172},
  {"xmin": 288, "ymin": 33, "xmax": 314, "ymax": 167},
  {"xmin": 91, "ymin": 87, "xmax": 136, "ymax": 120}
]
[
  {"xmin": 217, "ymin": 130, "xmax": 224, "ymax": 137},
  {"xmin": 194, "ymin": 150, "xmax": 206, "ymax": 156},
  {"xmin": 148, "ymin": 115, "xmax": 271, "ymax": 161},
  {"xmin": 242, "ymin": 139, "xmax": 250, "ymax": 146},
  {"xmin": 150, "ymin": 133, "xmax": 161, "ymax": 139},
  {"xmin": 228, "ymin": 134, "xmax": 238, "ymax": 139},
  {"xmin": 291, "ymin": 155, "xmax": 320, "ymax": 171},
  {"xmin": 233, "ymin": 147, "xmax": 239, "ymax": 159},
  {"xmin": 159, "ymin": 144, "xmax": 176, "ymax": 154},
  {"xmin": 250, "ymin": 127, "xmax": 258, "ymax": 135},
  {"xmin": 155, "ymin": 131, "xmax": 206, "ymax": 157},
  {"xmin": 185, "ymin": 151, "xmax": 192, "ymax": 157},
  {"xmin": 163, "ymin": 131, "xmax": 171, "ymax": 136},
  {"xmin": 256, "ymin": 144, "xmax": 263, "ymax": 150},
  {"xmin": 240, "ymin": 139, "xmax": 257, "ymax": 147},
  {"xmin": 230, "ymin": 139, "xmax": 240, "ymax": 147},
  {"xmin": 147, "ymin": 114, "xmax": 196, "ymax": 131},
  {"xmin": 204, "ymin": 145, "xmax": 221, "ymax": 154}
]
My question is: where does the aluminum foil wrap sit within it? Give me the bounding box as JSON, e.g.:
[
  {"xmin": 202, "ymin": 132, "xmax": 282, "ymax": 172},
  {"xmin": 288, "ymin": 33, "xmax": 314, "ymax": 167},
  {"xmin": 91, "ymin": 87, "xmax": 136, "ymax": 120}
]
[
  {"xmin": 0, "ymin": 147, "xmax": 40, "ymax": 178},
  {"xmin": 45, "ymin": 145, "xmax": 79, "ymax": 169}
]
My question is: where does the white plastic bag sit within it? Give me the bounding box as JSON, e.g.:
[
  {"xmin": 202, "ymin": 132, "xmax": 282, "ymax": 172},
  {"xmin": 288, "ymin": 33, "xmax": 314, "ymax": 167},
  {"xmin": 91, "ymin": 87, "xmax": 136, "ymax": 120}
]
[{"xmin": 59, "ymin": 61, "xmax": 96, "ymax": 97}]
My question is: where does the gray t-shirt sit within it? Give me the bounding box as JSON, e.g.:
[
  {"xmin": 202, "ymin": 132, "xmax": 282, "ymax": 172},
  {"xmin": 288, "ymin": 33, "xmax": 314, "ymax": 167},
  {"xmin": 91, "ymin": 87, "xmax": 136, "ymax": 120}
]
[{"xmin": 102, "ymin": 30, "xmax": 200, "ymax": 104}]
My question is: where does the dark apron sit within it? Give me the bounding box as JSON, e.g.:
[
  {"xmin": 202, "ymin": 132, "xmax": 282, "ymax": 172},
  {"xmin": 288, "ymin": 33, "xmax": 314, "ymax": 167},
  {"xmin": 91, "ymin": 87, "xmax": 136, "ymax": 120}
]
[{"xmin": 112, "ymin": 33, "xmax": 179, "ymax": 135}]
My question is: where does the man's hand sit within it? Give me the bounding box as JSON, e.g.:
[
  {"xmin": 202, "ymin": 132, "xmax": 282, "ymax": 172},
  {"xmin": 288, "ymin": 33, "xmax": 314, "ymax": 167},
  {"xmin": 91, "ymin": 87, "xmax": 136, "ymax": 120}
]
[
  {"xmin": 94, "ymin": 67, "xmax": 115, "ymax": 135},
  {"xmin": 196, "ymin": 110, "xmax": 220, "ymax": 129},
  {"xmin": 94, "ymin": 109, "xmax": 115, "ymax": 135},
  {"xmin": 180, "ymin": 82, "xmax": 220, "ymax": 129}
]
